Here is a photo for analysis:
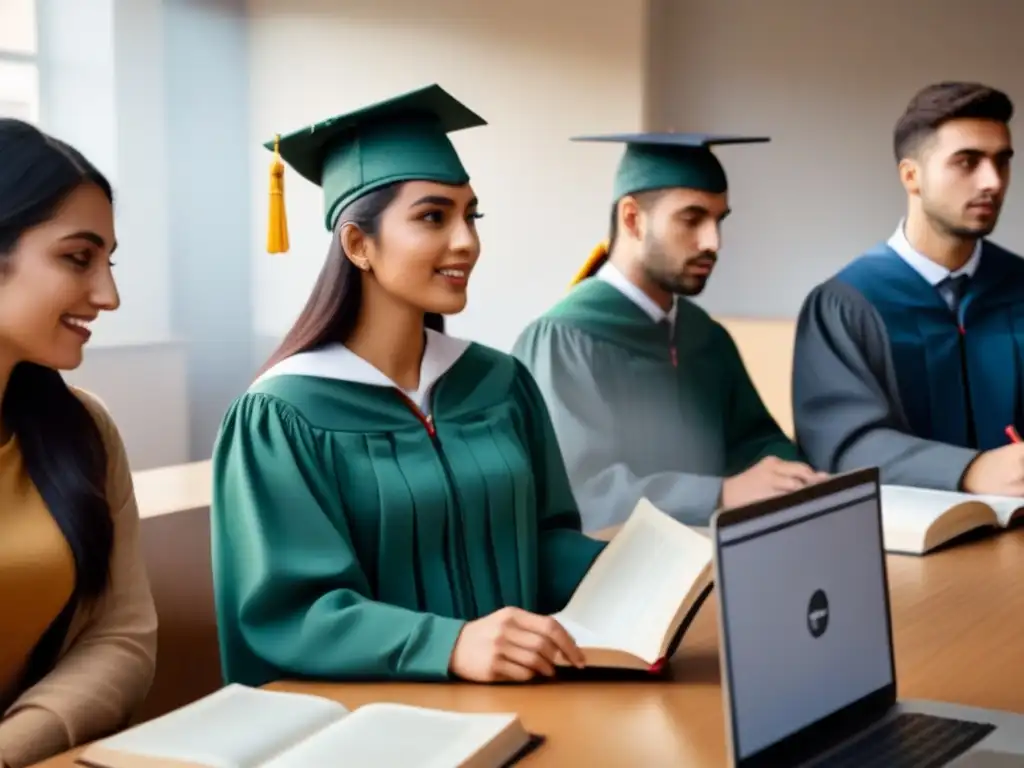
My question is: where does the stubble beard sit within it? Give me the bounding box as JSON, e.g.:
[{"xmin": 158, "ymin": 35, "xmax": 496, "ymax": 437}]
[
  {"xmin": 641, "ymin": 238, "xmax": 707, "ymax": 297},
  {"xmin": 929, "ymin": 208, "xmax": 997, "ymax": 239},
  {"xmin": 922, "ymin": 191, "xmax": 999, "ymax": 240}
]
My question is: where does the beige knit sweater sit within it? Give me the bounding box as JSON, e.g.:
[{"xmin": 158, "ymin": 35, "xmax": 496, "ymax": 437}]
[{"xmin": 0, "ymin": 389, "xmax": 158, "ymax": 768}]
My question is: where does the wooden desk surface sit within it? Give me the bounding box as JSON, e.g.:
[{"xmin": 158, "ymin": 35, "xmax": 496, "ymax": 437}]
[{"xmin": 32, "ymin": 531, "xmax": 1024, "ymax": 767}]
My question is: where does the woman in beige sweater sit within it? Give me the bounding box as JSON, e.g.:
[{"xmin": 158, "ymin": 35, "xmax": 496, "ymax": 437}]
[{"xmin": 0, "ymin": 119, "xmax": 158, "ymax": 767}]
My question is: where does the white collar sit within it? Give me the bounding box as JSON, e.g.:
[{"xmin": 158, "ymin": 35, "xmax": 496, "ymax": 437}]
[
  {"xmin": 887, "ymin": 219, "xmax": 982, "ymax": 286},
  {"xmin": 596, "ymin": 262, "xmax": 675, "ymax": 323},
  {"xmin": 253, "ymin": 328, "xmax": 471, "ymax": 410}
]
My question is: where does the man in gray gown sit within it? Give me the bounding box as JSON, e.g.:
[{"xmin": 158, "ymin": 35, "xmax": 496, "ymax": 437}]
[
  {"xmin": 512, "ymin": 132, "xmax": 824, "ymax": 532},
  {"xmin": 793, "ymin": 81, "xmax": 1024, "ymax": 495}
]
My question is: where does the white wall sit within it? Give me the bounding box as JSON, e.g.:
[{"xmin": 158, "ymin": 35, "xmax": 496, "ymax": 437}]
[
  {"xmin": 38, "ymin": 0, "xmax": 172, "ymax": 347},
  {"xmin": 247, "ymin": 0, "xmax": 648, "ymax": 353},
  {"xmin": 648, "ymin": 0, "xmax": 1024, "ymax": 319},
  {"xmin": 36, "ymin": 0, "xmax": 117, "ymax": 193},
  {"xmin": 107, "ymin": 0, "xmax": 173, "ymax": 347},
  {"xmin": 161, "ymin": 0, "xmax": 253, "ymax": 460},
  {"xmin": 34, "ymin": 0, "xmax": 187, "ymax": 469},
  {"xmin": 64, "ymin": 342, "xmax": 189, "ymax": 470},
  {"xmin": 33, "ymin": 0, "xmax": 255, "ymax": 469}
]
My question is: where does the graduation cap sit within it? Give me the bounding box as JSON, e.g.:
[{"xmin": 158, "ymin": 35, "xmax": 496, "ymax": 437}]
[
  {"xmin": 264, "ymin": 84, "xmax": 487, "ymax": 252},
  {"xmin": 565, "ymin": 133, "xmax": 769, "ymax": 287},
  {"xmin": 571, "ymin": 132, "xmax": 770, "ymax": 202}
]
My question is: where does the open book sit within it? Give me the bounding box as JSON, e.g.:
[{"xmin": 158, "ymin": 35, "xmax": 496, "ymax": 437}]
[
  {"xmin": 552, "ymin": 497, "xmax": 713, "ymax": 674},
  {"xmin": 76, "ymin": 684, "xmax": 540, "ymax": 768},
  {"xmin": 880, "ymin": 484, "xmax": 1024, "ymax": 555}
]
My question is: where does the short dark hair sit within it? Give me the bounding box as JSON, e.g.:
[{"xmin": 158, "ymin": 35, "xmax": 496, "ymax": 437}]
[
  {"xmin": 607, "ymin": 189, "xmax": 666, "ymax": 250},
  {"xmin": 894, "ymin": 81, "xmax": 1014, "ymax": 161}
]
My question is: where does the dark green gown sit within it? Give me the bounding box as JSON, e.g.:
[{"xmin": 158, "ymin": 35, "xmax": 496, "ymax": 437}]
[
  {"xmin": 211, "ymin": 330, "xmax": 606, "ymax": 686},
  {"xmin": 512, "ymin": 276, "xmax": 800, "ymax": 530}
]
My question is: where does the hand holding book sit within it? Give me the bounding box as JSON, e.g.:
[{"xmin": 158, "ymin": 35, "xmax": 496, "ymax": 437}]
[
  {"xmin": 551, "ymin": 498, "xmax": 714, "ymax": 674},
  {"xmin": 448, "ymin": 607, "xmax": 585, "ymax": 682},
  {"xmin": 447, "ymin": 498, "xmax": 714, "ymax": 682}
]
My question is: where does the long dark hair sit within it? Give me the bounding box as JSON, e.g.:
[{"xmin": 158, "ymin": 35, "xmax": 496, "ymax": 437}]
[
  {"xmin": 0, "ymin": 119, "xmax": 115, "ymax": 674},
  {"xmin": 258, "ymin": 182, "xmax": 444, "ymax": 377}
]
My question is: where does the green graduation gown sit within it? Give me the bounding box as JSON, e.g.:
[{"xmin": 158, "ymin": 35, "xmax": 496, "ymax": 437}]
[
  {"xmin": 211, "ymin": 330, "xmax": 606, "ymax": 687},
  {"xmin": 512, "ymin": 275, "xmax": 800, "ymax": 531}
]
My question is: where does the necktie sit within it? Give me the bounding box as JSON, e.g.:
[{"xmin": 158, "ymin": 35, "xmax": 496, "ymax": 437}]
[
  {"xmin": 940, "ymin": 274, "xmax": 970, "ymax": 314},
  {"xmin": 659, "ymin": 318, "xmax": 677, "ymax": 367},
  {"xmin": 942, "ymin": 273, "xmax": 976, "ymax": 447}
]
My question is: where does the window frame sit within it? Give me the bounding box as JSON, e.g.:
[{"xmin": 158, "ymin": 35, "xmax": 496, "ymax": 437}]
[{"xmin": 0, "ymin": 0, "xmax": 40, "ymax": 123}]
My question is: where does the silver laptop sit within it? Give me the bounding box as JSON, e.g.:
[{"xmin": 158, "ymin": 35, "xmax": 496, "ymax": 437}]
[{"xmin": 711, "ymin": 467, "xmax": 1024, "ymax": 767}]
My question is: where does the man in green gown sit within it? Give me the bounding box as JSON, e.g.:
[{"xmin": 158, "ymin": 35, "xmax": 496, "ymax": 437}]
[{"xmin": 513, "ymin": 133, "xmax": 823, "ymax": 531}]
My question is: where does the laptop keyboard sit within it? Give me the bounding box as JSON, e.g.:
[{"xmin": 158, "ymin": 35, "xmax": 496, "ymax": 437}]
[{"xmin": 811, "ymin": 712, "xmax": 996, "ymax": 767}]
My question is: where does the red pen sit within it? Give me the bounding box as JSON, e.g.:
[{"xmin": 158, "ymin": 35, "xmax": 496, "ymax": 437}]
[{"xmin": 1006, "ymin": 425, "xmax": 1021, "ymax": 444}]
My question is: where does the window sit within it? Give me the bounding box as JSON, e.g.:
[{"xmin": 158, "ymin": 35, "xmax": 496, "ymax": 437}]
[{"xmin": 0, "ymin": 0, "xmax": 39, "ymax": 122}]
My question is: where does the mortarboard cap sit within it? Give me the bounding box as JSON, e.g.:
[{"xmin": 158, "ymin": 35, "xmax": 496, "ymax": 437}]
[
  {"xmin": 571, "ymin": 132, "xmax": 770, "ymax": 201},
  {"xmin": 565, "ymin": 132, "xmax": 769, "ymax": 286},
  {"xmin": 264, "ymin": 84, "xmax": 486, "ymax": 250}
]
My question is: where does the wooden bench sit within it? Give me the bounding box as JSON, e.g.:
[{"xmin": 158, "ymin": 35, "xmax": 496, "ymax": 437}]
[
  {"xmin": 717, "ymin": 316, "xmax": 796, "ymax": 436},
  {"xmin": 130, "ymin": 460, "xmax": 221, "ymax": 723}
]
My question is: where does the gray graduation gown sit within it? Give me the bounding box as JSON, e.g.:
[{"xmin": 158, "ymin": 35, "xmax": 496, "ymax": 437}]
[
  {"xmin": 512, "ymin": 278, "xmax": 801, "ymax": 531},
  {"xmin": 792, "ymin": 241, "xmax": 1024, "ymax": 490}
]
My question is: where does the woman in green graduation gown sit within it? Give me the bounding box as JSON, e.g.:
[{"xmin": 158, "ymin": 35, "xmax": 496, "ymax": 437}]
[{"xmin": 211, "ymin": 85, "xmax": 607, "ymax": 687}]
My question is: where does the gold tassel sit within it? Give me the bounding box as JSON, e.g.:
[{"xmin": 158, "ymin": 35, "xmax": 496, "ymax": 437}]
[
  {"xmin": 568, "ymin": 241, "xmax": 609, "ymax": 288},
  {"xmin": 267, "ymin": 134, "xmax": 289, "ymax": 254}
]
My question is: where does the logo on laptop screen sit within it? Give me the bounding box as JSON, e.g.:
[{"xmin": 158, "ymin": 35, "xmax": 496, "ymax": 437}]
[{"xmin": 807, "ymin": 589, "xmax": 829, "ymax": 638}]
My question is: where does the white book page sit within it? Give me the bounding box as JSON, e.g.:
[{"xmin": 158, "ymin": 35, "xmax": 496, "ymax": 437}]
[
  {"xmin": 552, "ymin": 615, "xmax": 603, "ymax": 648},
  {"xmin": 554, "ymin": 498, "xmax": 712, "ymax": 661},
  {"xmin": 94, "ymin": 685, "xmax": 347, "ymax": 768},
  {"xmin": 879, "ymin": 486, "xmax": 967, "ymax": 547},
  {"xmin": 880, "ymin": 485, "xmax": 1006, "ymax": 552},
  {"xmin": 881, "ymin": 485, "xmax": 974, "ymax": 517},
  {"xmin": 260, "ymin": 704, "xmax": 517, "ymax": 768},
  {"xmin": 972, "ymin": 494, "xmax": 1024, "ymax": 525}
]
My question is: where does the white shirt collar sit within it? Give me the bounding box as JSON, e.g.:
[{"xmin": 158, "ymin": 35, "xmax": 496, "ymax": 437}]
[
  {"xmin": 596, "ymin": 262, "xmax": 675, "ymax": 324},
  {"xmin": 253, "ymin": 328, "xmax": 471, "ymax": 411},
  {"xmin": 887, "ymin": 219, "xmax": 982, "ymax": 286}
]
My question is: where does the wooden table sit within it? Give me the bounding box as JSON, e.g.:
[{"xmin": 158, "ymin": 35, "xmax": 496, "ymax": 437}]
[{"xmin": 33, "ymin": 530, "xmax": 1024, "ymax": 767}]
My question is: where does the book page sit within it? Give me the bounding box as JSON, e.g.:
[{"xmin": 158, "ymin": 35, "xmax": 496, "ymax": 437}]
[
  {"xmin": 550, "ymin": 616, "xmax": 603, "ymax": 648},
  {"xmin": 971, "ymin": 493, "xmax": 1024, "ymax": 526},
  {"xmin": 553, "ymin": 498, "xmax": 712, "ymax": 662},
  {"xmin": 880, "ymin": 485, "xmax": 994, "ymax": 552},
  {"xmin": 88, "ymin": 685, "xmax": 347, "ymax": 768},
  {"xmin": 259, "ymin": 704, "xmax": 519, "ymax": 768},
  {"xmin": 881, "ymin": 485, "xmax": 975, "ymax": 515}
]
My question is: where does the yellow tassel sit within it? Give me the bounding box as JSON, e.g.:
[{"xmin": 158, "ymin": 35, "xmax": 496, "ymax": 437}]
[
  {"xmin": 267, "ymin": 134, "xmax": 289, "ymax": 254},
  {"xmin": 568, "ymin": 241, "xmax": 609, "ymax": 288}
]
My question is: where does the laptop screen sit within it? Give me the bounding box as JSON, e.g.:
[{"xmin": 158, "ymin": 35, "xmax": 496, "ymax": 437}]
[{"xmin": 715, "ymin": 475, "xmax": 895, "ymax": 765}]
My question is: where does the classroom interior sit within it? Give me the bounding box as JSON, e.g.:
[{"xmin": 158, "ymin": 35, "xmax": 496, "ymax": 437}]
[{"xmin": 3, "ymin": 0, "xmax": 1024, "ymax": 765}]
